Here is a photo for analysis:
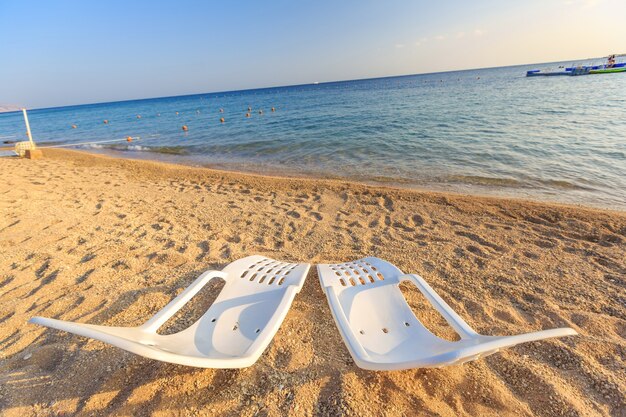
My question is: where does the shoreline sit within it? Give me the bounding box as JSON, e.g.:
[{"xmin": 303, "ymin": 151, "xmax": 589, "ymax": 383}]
[
  {"xmin": 3, "ymin": 61, "xmax": 625, "ymax": 213},
  {"xmin": 40, "ymin": 148, "xmax": 626, "ymax": 215},
  {"xmin": 1, "ymin": 147, "xmax": 624, "ymax": 416}
]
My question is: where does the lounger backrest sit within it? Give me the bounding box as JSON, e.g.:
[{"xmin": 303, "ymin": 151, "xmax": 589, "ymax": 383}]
[
  {"xmin": 222, "ymin": 255, "xmax": 308, "ymax": 296},
  {"xmin": 318, "ymin": 257, "xmax": 403, "ymax": 292}
]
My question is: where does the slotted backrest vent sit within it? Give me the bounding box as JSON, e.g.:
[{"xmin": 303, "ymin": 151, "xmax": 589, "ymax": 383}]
[
  {"xmin": 329, "ymin": 260, "xmax": 385, "ymax": 287},
  {"xmin": 239, "ymin": 258, "xmax": 297, "ymax": 286}
]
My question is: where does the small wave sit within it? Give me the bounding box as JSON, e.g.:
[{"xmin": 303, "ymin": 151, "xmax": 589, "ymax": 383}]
[
  {"xmin": 446, "ymin": 175, "xmax": 522, "ymax": 187},
  {"xmin": 538, "ymin": 179, "xmax": 591, "ymax": 190},
  {"xmin": 446, "ymin": 175, "xmax": 593, "ymax": 191},
  {"xmin": 125, "ymin": 145, "xmax": 150, "ymax": 151},
  {"xmin": 145, "ymin": 145, "xmax": 188, "ymax": 155},
  {"xmin": 78, "ymin": 143, "xmax": 188, "ymax": 155}
]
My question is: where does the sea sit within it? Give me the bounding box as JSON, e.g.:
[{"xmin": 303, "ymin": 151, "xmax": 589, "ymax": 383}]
[{"xmin": 1, "ymin": 60, "xmax": 625, "ymax": 210}]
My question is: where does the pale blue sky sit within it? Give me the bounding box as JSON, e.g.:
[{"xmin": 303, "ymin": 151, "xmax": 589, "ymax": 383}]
[{"xmin": 1, "ymin": 0, "xmax": 624, "ymax": 108}]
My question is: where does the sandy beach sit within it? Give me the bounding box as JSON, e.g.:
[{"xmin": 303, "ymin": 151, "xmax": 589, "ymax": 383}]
[{"xmin": 0, "ymin": 149, "xmax": 624, "ymax": 416}]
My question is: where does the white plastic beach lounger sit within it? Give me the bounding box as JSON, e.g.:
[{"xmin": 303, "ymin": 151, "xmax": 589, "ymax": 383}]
[
  {"xmin": 317, "ymin": 258, "xmax": 577, "ymax": 370},
  {"xmin": 30, "ymin": 256, "xmax": 310, "ymax": 368}
]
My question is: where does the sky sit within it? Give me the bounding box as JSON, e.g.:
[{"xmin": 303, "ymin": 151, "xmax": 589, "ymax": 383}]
[{"xmin": 1, "ymin": 0, "xmax": 625, "ymax": 108}]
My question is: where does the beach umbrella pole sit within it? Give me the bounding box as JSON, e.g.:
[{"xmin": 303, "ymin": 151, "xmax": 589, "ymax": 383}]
[
  {"xmin": 22, "ymin": 108, "xmax": 34, "ymax": 145},
  {"xmin": 21, "ymin": 108, "xmax": 42, "ymax": 159}
]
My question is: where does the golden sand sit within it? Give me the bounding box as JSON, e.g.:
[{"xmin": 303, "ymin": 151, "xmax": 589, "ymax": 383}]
[{"xmin": 0, "ymin": 149, "xmax": 624, "ymax": 416}]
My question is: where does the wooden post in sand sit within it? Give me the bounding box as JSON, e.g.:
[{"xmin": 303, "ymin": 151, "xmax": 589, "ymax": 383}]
[{"xmin": 22, "ymin": 108, "xmax": 43, "ymax": 159}]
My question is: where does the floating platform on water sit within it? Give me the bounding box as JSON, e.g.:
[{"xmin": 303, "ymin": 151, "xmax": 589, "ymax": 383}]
[
  {"xmin": 526, "ymin": 67, "xmax": 590, "ymax": 77},
  {"xmin": 527, "ymin": 63, "xmax": 626, "ymax": 77}
]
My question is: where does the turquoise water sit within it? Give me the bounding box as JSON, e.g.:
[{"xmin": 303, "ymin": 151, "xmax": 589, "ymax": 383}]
[{"xmin": 1, "ymin": 62, "xmax": 625, "ymax": 209}]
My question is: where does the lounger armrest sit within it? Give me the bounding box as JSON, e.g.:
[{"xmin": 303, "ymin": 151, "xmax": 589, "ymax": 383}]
[
  {"xmin": 140, "ymin": 270, "xmax": 228, "ymax": 333},
  {"xmin": 400, "ymin": 274, "xmax": 479, "ymax": 340}
]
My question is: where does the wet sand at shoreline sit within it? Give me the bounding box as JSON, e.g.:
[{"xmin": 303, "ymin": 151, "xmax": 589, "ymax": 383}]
[{"xmin": 0, "ymin": 149, "xmax": 624, "ymax": 416}]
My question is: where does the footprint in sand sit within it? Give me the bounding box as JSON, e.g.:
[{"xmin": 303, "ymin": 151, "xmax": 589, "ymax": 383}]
[
  {"xmin": 523, "ymin": 251, "xmax": 540, "ymax": 260},
  {"xmin": 392, "ymin": 221, "xmax": 414, "ymax": 232},
  {"xmin": 493, "ymin": 308, "xmax": 520, "ymax": 324},
  {"xmin": 466, "ymin": 245, "xmax": 486, "ymax": 257},
  {"xmin": 227, "ymin": 235, "xmax": 242, "ymax": 243},
  {"xmin": 220, "ymin": 244, "xmax": 232, "ymax": 259},
  {"xmin": 75, "ymin": 269, "xmax": 95, "ymax": 284},
  {"xmin": 533, "ymin": 239, "xmax": 557, "ymax": 249},
  {"xmin": 411, "ymin": 214, "xmax": 425, "ymax": 226},
  {"xmin": 378, "ymin": 195, "xmax": 394, "ymax": 211},
  {"xmin": 111, "ymin": 260, "xmax": 129, "ymax": 271},
  {"xmin": 456, "ymin": 231, "xmax": 505, "ymax": 253},
  {"xmin": 309, "ymin": 212, "xmax": 323, "ymax": 221},
  {"xmin": 195, "ymin": 241, "xmax": 210, "ymax": 261}
]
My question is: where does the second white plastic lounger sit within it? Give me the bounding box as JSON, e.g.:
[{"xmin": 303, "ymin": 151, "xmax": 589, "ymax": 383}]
[
  {"xmin": 30, "ymin": 256, "xmax": 310, "ymax": 368},
  {"xmin": 317, "ymin": 257, "xmax": 577, "ymax": 371}
]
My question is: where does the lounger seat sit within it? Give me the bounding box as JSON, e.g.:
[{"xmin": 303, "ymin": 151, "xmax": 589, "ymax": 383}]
[
  {"xmin": 30, "ymin": 256, "xmax": 310, "ymax": 368},
  {"xmin": 317, "ymin": 257, "xmax": 577, "ymax": 370}
]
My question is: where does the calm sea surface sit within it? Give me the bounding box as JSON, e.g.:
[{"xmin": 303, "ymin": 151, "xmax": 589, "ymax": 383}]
[{"xmin": 1, "ymin": 62, "xmax": 625, "ymax": 209}]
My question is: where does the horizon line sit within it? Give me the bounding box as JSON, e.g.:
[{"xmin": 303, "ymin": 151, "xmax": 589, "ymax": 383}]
[{"xmin": 2, "ymin": 53, "xmax": 622, "ymax": 114}]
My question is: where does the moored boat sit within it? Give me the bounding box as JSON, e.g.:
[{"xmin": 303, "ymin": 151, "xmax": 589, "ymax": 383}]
[{"xmin": 589, "ymin": 66, "xmax": 626, "ymax": 74}]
